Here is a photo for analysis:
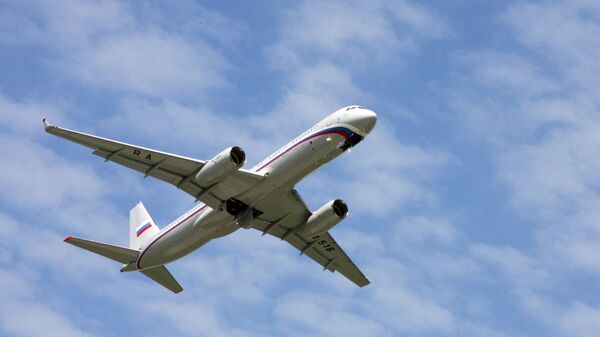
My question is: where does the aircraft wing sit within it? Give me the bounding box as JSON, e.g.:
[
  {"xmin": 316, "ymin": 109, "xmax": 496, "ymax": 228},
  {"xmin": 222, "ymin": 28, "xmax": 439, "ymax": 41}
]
[
  {"xmin": 250, "ymin": 188, "xmax": 370, "ymax": 287},
  {"xmin": 44, "ymin": 119, "xmax": 264, "ymax": 209}
]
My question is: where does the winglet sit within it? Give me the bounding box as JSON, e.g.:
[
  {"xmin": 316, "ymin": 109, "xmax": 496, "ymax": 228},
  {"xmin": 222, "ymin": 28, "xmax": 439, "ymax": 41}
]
[
  {"xmin": 64, "ymin": 235, "xmax": 73, "ymax": 242},
  {"xmin": 42, "ymin": 117, "xmax": 51, "ymax": 131}
]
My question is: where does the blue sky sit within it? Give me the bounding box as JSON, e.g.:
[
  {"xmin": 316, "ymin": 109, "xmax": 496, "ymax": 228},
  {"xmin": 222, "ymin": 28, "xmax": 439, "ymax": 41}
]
[{"xmin": 1, "ymin": 0, "xmax": 600, "ymax": 336}]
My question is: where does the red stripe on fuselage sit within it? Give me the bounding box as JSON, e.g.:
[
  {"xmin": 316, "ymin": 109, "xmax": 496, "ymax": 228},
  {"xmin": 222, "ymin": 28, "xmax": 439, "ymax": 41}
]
[
  {"xmin": 137, "ymin": 127, "xmax": 351, "ymax": 269},
  {"xmin": 136, "ymin": 205, "xmax": 208, "ymax": 269},
  {"xmin": 255, "ymin": 129, "xmax": 349, "ymax": 172}
]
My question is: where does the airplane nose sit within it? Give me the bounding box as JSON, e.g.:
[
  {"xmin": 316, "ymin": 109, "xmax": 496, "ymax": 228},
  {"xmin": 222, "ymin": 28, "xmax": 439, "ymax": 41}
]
[{"xmin": 349, "ymin": 109, "xmax": 377, "ymax": 134}]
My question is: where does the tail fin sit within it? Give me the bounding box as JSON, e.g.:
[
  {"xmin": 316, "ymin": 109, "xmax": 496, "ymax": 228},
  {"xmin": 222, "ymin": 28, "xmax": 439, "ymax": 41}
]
[{"xmin": 130, "ymin": 202, "xmax": 160, "ymax": 250}]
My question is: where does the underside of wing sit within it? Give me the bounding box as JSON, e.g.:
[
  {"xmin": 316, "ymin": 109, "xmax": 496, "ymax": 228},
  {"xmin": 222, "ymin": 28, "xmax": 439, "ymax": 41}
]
[
  {"xmin": 44, "ymin": 121, "xmax": 264, "ymax": 208},
  {"xmin": 250, "ymin": 188, "xmax": 370, "ymax": 287}
]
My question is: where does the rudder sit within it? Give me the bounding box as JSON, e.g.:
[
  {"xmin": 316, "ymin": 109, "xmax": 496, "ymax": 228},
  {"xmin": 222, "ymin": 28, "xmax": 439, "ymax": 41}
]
[{"xmin": 130, "ymin": 201, "xmax": 160, "ymax": 250}]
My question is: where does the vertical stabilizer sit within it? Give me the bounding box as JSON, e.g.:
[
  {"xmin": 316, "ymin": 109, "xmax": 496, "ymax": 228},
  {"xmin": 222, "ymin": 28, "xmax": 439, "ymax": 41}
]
[{"xmin": 130, "ymin": 202, "xmax": 160, "ymax": 250}]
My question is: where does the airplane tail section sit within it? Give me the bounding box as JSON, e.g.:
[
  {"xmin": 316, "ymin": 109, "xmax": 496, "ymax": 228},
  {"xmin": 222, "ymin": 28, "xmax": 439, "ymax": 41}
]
[
  {"xmin": 64, "ymin": 236, "xmax": 184, "ymax": 294},
  {"xmin": 130, "ymin": 202, "xmax": 160, "ymax": 250}
]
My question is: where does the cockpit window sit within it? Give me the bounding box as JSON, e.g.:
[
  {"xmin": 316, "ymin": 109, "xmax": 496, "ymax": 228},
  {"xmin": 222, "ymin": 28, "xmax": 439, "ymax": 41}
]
[{"xmin": 345, "ymin": 105, "xmax": 364, "ymax": 111}]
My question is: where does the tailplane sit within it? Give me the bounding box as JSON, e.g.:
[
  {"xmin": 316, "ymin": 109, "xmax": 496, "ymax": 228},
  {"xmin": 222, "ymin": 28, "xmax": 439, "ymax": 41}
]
[
  {"xmin": 64, "ymin": 236, "xmax": 183, "ymax": 294},
  {"xmin": 64, "ymin": 236, "xmax": 138, "ymax": 264},
  {"xmin": 130, "ymin": 201, "xmax": 160, "ymax": 250},
  {"xmin": 141, "ymin": 266, "xmax": 183, "ymax": 293}
]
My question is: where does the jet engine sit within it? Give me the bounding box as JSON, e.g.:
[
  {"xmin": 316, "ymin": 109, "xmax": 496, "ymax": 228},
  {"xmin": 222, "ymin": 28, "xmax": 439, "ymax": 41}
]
[
  {"xmin": 195, "ymin": 146, "xmax": 245, "ymax": 187},
  {"xmin": 297, "ymin": 199, "xmax": 348, "ymax": 238}
]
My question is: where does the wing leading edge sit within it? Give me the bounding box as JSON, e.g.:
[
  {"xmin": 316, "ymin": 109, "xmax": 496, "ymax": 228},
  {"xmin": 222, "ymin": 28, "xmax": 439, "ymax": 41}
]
[
  {"xmin": 250, "ymin": 188, "xmax": 370, "ymax": 287},
  {"xmin": 43, "ymin": 119, "xmax": 264, "ymax": 208}
]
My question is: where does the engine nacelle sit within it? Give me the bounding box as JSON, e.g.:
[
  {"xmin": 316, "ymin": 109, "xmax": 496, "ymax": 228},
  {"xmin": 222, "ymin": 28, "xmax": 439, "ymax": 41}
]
[
  {"xmin": 195, "ymin": 146, "xmax": 245, "ymax": 187},
  {"xmin": 297, "ymin": 199, "xmax": 348, "ymax": 238}
]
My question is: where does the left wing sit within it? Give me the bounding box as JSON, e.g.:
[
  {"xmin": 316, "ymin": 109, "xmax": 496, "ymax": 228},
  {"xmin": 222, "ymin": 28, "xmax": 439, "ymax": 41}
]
[
  {"xmin": 44, "ymin": 119, "xmax": 264, "ymax": 208},
  {"xmin": 250, "ymin": 188, "xmax": 370, "ymax": 287}
]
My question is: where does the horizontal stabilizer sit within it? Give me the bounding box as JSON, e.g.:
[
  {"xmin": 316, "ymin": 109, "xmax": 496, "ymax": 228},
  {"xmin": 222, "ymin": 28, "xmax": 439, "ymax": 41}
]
[
  {"xmin": 64, "ymin": 236, "xmax": 138, "ymax": 264},
  {"xmin": 141, "ymin": 265, "xmax": 183, "ymax": 294}
]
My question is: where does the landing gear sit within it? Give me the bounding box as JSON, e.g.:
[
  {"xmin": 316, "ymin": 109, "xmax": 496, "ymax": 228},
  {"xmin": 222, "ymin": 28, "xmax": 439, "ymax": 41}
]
[
  {"xmin": 225, "ymin": 198, "xmax": 263, "ymax": 228},
  {"xmin": 225, "ymin": 198, "xmax": 247, "ymax": 216},
  {"xmin": 340, "ymin": 134, "xmax": 364, "ymax": 150}
]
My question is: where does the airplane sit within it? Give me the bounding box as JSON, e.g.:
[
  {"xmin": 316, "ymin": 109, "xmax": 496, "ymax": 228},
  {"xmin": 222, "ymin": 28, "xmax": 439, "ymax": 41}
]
[{"xmin": 44, "ymin": 105, "xmax": 377, "ymax": 293}]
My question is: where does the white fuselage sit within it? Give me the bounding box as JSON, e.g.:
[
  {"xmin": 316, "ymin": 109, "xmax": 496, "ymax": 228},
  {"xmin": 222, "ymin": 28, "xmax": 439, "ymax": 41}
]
[{"xmin": 134, "ymin": 106, "xmax": 376, "ymax": 270}]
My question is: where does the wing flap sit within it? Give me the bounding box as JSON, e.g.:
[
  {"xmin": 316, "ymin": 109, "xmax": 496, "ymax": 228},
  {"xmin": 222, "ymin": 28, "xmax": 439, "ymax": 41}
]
[
  {"xmin": 92, "ymin": 148, "xmax": 187, "ymax": 184},
  {"xmin": 140, "ymin": 265, "xmax": 183, "ymax": 294}
]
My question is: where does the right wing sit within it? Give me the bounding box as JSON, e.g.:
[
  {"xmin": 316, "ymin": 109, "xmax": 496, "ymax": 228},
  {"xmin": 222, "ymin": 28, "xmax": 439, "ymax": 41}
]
[
  {"xmin": 250, "ymin": 188, "xmax": 370, "ymax": 287},
  {"xmin": 44, "ymin": 119, "xmax": 264, "ymax": 209}
]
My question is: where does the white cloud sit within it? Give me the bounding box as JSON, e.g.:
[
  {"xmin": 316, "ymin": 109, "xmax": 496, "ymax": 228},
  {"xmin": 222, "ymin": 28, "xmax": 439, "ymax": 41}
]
[
  {"xmin": 0, "ymin": 298, "xmax": 97, "ymax": 337},
  {"xmin": 0, "ymin": 0, "xmax": 231, "ymax": 99},
  {"xmin": 142, "ymin": 300, "xmax": 258, "ymax": 337},
  {"xmin": 369, "ymin": 286, "xmax": 456, "ymax": 334},
  {"xmin": 447, "ymin": 1, "xmax": 600, "ymax": 334},
  {"xmin": 0, "ymin": 135, "xmax": 107, "ymax": 209},
  {"xmin": 470, "ymin": 244, "xmax": 549, "ymax": 288},
  {"xmin": 267, "ymin": 0, "xmax": 446, "ymax": 70},
  {"xmin": 0, "ymin": 214, "xmax": 105, "ymax": 337},
  {"xmin": 505, "ymin": 0, "xmax": 600, "ymax": 92},
  {"xmin": 68, "ymin": 31, "xmax": 227, "ymax": 97},
  {"xmin": 271, "ymin": 62, "xmax": 366, "ymax": 125},
  {"xmin": 274, "ymin": 292, "xmax": 390, "ymax": 337},
  {"xmin": 0, "ymin": 95, "xmax": 64, "ymax": 135},
  {"xmin": 457, "ymin": 52, "xmax": 559, "ymax": 96},
  {"xmin": 453, "ymin": 0, "xmax": 600, "ymax": 269},
  {"xmin": 394, "ymin": 216, "xmax": 458, "ymax": 245},
  {"xmin": 561, "ymin": 302, "xmax": 600, "ymax": 337}
]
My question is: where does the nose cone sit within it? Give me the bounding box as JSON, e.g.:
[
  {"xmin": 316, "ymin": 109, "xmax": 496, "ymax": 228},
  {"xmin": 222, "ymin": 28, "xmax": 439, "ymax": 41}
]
[{"xmin": 348, "ymin": 108, "xmax": 377, "ymax": 134}]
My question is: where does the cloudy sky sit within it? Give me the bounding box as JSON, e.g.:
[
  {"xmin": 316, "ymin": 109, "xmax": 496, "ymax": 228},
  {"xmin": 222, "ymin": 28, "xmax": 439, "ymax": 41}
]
[{"xmin": 1, "ymin": 0, "xmax": 600, "ymax": 336}]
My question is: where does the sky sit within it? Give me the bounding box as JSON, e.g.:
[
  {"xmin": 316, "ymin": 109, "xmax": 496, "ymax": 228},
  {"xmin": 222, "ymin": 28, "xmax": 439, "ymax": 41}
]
[{"xmin": 1, "ymin": 0, "xmax": 599, "ymax": 336}]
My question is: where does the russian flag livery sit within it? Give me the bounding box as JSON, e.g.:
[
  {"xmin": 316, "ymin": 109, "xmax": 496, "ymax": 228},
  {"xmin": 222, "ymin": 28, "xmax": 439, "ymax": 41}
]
[
  {"xmin": 136, "ymin": 222, "xmax": 153, "ymax": 237},
  {"xmin": 255, "ymin": 126, "xmax": 356, "ymax": 172}
]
